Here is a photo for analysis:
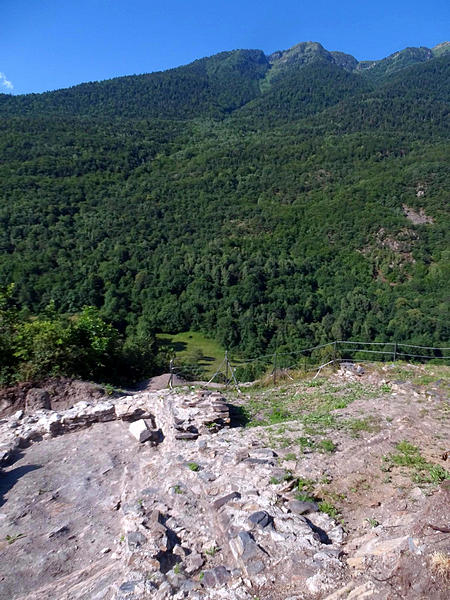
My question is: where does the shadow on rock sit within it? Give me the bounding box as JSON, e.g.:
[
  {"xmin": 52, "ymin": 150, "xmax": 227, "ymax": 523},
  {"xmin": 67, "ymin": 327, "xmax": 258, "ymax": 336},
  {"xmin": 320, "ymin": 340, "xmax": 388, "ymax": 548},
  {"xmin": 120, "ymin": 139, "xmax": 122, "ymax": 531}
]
[
  {"xmin": 304, "ymin": 516, "xmax": 332, "ymax": 545},
  {"xmin": 0, "ymin": 463, "xmax": 42, "ymax": 507},
  {"xmin": 226, "ymin": 403, "xmax": 250, "ymax": 427}
]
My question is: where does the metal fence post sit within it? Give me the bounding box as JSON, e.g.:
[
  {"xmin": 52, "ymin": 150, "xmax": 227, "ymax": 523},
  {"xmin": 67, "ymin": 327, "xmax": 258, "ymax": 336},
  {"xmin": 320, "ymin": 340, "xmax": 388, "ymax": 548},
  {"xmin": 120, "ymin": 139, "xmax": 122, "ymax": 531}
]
[{"xmin": 169, "ymin": 359, "xmax": 174, "ymax": 388}]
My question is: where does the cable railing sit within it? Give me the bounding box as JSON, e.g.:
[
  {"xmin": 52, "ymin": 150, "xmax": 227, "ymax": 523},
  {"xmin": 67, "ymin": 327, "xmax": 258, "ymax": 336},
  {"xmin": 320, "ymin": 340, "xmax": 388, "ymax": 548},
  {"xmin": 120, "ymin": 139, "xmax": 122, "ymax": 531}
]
[{"xmin": 167, "ymin": 339, "xmax": 450, "ymax": 389}]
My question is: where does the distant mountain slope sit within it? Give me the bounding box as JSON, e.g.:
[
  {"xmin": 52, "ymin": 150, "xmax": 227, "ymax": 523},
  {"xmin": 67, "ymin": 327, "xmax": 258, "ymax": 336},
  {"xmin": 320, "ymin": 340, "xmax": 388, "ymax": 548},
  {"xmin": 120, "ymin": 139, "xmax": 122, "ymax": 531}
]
[
  {"xmin": 0, "ymin": 49, "xmax": 269, "ymax": 119},
  {"xmin": 0, "ymin": 41, "xmax": 448, "ymax": 120},
  {"xmin": 0, "ymin": 41, "xmax": 449, "ymax": 357},
  {"xmin": 357, "ymin": 42, "xmax": 450, "ymax": 81},
  {"xmin": 233, "ymin": 61, "xmax": 373, "ymax": 126},
  {"xmin": 306, "ymin": 56, "xmax": 450, "ymax": 136}
]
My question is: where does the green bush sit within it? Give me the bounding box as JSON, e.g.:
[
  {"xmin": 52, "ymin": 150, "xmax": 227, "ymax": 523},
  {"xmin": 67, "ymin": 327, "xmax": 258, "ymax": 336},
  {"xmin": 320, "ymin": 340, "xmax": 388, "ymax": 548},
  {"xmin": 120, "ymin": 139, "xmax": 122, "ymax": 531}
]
[{"xmin": 0, "ymin": 288, "xmax": 161, "ymax": 385}]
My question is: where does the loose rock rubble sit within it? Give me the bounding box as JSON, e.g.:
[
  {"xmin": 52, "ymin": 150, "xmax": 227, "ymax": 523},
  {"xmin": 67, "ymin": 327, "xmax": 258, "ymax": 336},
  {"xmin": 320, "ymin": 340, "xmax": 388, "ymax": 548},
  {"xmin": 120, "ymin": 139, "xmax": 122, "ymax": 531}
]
[
  {"xmin": 3, "ymin": 365, "xmax": 448, "ymax": 600},
  {"xmin": 0, "ymin": 387, "xmax": 346, "ymax": 599}
]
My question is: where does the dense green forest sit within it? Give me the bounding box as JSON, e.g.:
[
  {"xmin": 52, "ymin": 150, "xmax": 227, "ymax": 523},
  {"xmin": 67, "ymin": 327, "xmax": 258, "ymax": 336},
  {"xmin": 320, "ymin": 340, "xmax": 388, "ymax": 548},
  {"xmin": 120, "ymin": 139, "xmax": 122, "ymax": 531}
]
[{"xmin": 0, "ymin": 41, "xmax": 449, "ymax": 383}]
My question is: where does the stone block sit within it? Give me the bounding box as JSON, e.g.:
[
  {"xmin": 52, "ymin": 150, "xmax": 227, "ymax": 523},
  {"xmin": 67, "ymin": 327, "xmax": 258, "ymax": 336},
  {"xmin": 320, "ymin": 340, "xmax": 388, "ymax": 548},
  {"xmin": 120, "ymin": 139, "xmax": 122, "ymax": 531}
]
[
  {"xmin": 127, "ymin": 531, "xmax": 147, "ymax": 550},
  {"xmin": 175, "ymin": 432, "xmax": 198, "ymax": 440},
  {"xmin": 286, "ymin": 500, "xmax": 319, "ymax": 515},
  {"xmin": 212, "ymin": 491, "xmax": 241, "ymax": 510},
  {"xmin": 184, "ymin": 552, "xmax": 204, "ymax": 574},
  {"xmin": 202, "ymin": 566, "xmax": 231, "ymax": 587},
  {"xmin": 248, "ymin": 510, "xmax": 273, "ymax": 529},
  {"xmin": 129, "ymin": 419, "xmax": 153, "ymax": 443},
  {"xmin": 230, "ymin": 531, "xmax": 261, "ymax": 562},
  {"xmin": 114, "ymin": 397, "xmax": 152, "ymax": 421}
]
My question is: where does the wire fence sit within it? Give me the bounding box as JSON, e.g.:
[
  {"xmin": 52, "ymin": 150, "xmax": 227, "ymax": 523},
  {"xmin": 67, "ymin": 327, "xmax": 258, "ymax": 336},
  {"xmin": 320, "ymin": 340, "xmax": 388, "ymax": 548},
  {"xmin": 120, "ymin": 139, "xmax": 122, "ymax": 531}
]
[{"xmin": 168, "ymin": 339, "xmax": 450, "ymax": 389}]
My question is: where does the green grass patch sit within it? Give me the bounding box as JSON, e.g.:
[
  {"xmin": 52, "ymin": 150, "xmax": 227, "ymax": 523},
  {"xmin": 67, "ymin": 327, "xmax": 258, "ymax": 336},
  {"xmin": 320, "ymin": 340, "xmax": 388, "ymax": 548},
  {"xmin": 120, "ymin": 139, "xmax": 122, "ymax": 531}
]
[
  {"xmin": 341, "ymin": 416, "xmax": 380, "ymax": 438},
  {"xmin": 296, "ymin": 436, "xmax": 316, "ymax": 450},
  {"xmin": 296, "ymin": 492, "xmax": 317, "ymax": 502},
  {"xmin": 318, "ymin": 501, "xmax": 340, "ymax": 519},
  {"xmin": 295, "ymin": 476, "xmax": 317, "ymax": 502},
  {"xmin": 384, "ymin": 440, "xmax": 450, "ymax": 484},
  {"xmin": 157, "ymin": 330, "xmax": 227, "ymax": 378},
  {"xmin": 270, "ymin": 470, "xmax": 293, "ymax": 485},
  {"xmin": 302, "ymin": 411, "xmax": 338, "ymax": 435},
  {"xmin": 318, "ymin": 439, "xmax": 337, "ymax": 453},
  {"xmin": 238, "ymin": 380, "xmax": 374, "ymax": 431},
  {"xmin": 283, "ymin": 452, "xmax": 297, "ymax": 461},
  {"xmin": 268, "ymin": 406, "xmax": 292, "ymax": 424}
]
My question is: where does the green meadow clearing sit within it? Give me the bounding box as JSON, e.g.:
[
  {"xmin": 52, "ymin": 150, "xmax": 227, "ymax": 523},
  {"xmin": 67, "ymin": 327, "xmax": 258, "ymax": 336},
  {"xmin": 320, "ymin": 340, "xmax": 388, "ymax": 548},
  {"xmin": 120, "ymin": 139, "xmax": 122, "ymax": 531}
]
[{"xmin": 156, "ymin": 331, "xmax": 229, "ymax": 378}]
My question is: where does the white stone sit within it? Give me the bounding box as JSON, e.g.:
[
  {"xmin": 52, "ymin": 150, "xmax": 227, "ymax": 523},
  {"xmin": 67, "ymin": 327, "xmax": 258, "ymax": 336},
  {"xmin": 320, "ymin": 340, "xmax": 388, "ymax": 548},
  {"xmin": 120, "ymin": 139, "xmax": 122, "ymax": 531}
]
[{"xmin": 129, "ymin": 419, "xmax": 152, "ymax": 443}]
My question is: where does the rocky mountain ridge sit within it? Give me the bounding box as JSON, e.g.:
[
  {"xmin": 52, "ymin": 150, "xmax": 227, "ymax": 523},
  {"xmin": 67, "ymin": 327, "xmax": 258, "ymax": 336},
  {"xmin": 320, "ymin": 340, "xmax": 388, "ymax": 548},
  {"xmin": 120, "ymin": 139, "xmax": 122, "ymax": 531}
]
[
  {"xmin": 267, "ymin": 40, "xmax": 449, "ymax": 73},
  {"xmin": 1, "ymin": 40, "xmax": 448, "ymax": 117},
  {"xmin": 2, "ymin": 40, "xmax": 449, "ymax": 102}
]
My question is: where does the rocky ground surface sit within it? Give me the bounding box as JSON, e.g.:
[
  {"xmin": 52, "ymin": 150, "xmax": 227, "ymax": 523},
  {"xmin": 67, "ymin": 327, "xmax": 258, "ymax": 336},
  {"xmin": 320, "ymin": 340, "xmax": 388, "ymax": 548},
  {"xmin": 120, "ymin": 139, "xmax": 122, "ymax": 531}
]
[{"xmin": 0, "ymin": 363, "xmax": 449, "ymax": 599}]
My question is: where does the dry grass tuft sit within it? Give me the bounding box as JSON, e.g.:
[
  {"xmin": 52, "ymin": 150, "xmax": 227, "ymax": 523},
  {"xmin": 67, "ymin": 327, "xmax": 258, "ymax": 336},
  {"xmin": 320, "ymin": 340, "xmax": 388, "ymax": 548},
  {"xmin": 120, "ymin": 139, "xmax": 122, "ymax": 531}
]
[{"xmin": 430, "ymin": 552, "xmax": 450, "ymax": 582}]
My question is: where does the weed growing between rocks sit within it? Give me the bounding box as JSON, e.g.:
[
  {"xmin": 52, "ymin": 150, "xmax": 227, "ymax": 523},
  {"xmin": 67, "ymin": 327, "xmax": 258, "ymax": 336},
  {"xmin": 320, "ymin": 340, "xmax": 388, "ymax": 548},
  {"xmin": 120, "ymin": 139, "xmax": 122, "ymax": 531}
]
[
  {"xmin": 5, "ymin": 533, "xmax": 26, "ymax": 544},
  {"xmin": 341, "ymin": 416, "xmax": 380, "ymax": 438},
  {"xmin": 317, "ymin": 439, "xmax": 337, "ymax": 453},
  {"xmin": 430, "ymin": 552, "xmax": 450, "ymax": 583},
  {"xmin": 383, "ymin": 441, "xmax": 450, "ymax": 485},
  {"xmin": 295, "ymin": 477, "xmax": 316, "ymax": 502},
  {"xmin": 269, "ymin": 471, "xmax": 293, "ymax": 485},
  {"xmin": 292, "ymin": 477, "xmax": 342, "ymax": 522},
  {"xmin": 318, "ymin": 501, "xmax": 340, "ymax": 519}
]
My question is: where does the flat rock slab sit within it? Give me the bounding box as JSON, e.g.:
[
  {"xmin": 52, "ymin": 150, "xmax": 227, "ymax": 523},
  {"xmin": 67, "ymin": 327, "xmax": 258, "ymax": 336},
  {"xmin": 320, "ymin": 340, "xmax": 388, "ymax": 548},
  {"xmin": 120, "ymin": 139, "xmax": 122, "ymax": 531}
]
[
  {"xmin": 286, "ymin": 500, "xmax": 319, "ymax": 515},
  {"xmin": 0, "ymin": 420, "xmax": 141, "ymax": 600}
]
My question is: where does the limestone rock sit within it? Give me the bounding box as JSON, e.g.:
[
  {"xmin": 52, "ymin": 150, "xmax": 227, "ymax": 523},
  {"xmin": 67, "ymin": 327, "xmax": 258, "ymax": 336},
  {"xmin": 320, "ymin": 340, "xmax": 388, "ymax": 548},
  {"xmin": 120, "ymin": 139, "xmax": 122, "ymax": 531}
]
[
  {"xmin": 286, "ymin": 499, "xmax": 319, "ymax": 515},
  {"xmin": 115, "ymin": 396, "xmax": 153, "ymax": 421},
  {"xmin": 213, "ymin": 491, "xmax": 241, "ymax": 510},
  {"xmin": 202, "ymin": 566, "xmax": 231, "ymax": 587},
  {"xmin": 129, "ymin": 419, "xmax": 155, "ymax": 443}
]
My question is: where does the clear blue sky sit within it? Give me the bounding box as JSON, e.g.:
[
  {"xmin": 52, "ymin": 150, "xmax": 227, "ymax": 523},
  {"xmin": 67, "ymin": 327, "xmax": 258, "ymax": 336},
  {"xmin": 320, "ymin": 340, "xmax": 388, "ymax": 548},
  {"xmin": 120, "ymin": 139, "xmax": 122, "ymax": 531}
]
[{"xmin": 1, "ymin": 0, "xmax": 449, "ymax": 95}]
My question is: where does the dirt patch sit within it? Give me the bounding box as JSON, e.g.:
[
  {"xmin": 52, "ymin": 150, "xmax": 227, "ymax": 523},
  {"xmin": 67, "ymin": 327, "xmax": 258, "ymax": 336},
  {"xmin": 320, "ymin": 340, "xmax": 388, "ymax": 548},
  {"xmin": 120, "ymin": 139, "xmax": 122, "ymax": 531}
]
[
  {"xmin": 0, "ymin": 378, "xmax": 107, "ymax": 418},
  {"xmin": 132, "ymin": 372, "xmax": 187, "ymax": 391},
  {"xmin": 132, "ymin": 373, "xmax": 225, "ymax": 392}
]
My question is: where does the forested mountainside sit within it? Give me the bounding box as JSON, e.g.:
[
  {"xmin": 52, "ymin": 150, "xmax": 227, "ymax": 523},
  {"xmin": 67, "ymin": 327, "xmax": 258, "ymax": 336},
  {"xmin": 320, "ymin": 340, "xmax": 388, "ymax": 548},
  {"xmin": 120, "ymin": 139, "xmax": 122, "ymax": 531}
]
[{"xmin": 0, "ymin": 41, "xmax": 449, "ymax": 383}]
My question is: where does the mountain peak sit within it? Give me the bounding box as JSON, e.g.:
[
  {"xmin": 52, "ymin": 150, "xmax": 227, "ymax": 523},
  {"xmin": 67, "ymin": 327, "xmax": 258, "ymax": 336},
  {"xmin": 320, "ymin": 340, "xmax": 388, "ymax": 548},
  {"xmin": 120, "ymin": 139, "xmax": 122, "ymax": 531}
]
[
  {"xmin": 432, "ymin": 41, "xmax": 450, "ymax": 56},
  {"xmin": 268, "ymin": 41, "xmax": 328, "ymax": 66}
]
